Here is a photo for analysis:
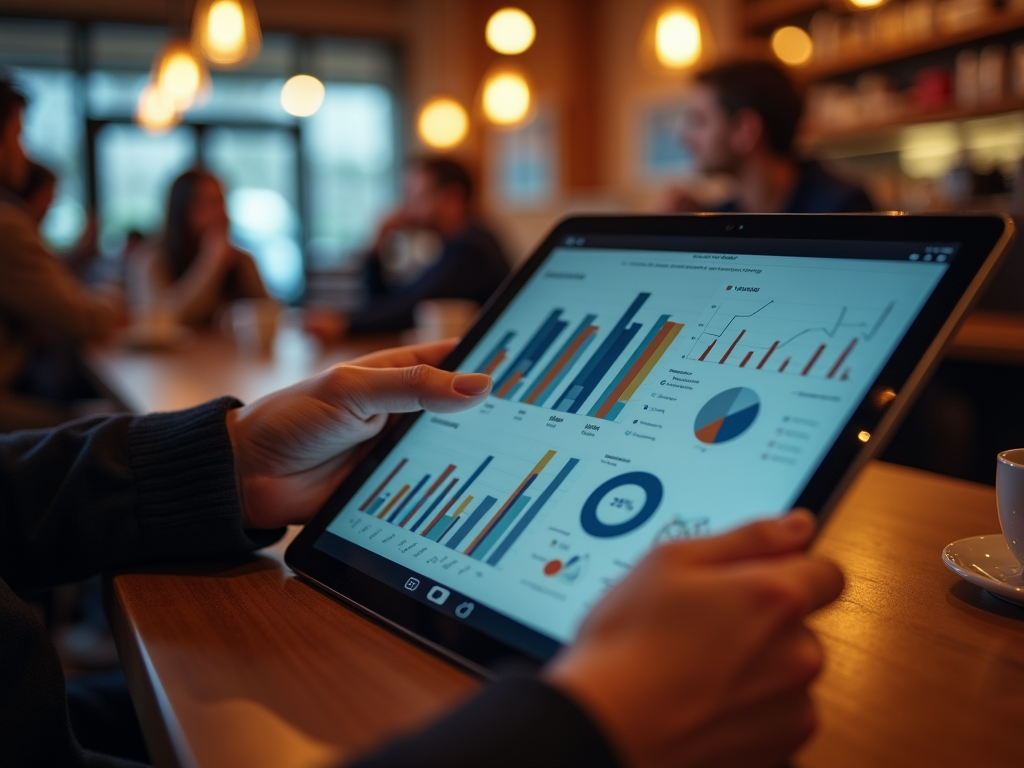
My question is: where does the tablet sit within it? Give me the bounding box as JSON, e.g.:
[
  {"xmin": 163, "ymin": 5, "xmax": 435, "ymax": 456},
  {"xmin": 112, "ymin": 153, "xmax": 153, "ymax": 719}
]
[{"xmin": 287, "ymin": 213, "xmax": 1012, "ymax": 673}]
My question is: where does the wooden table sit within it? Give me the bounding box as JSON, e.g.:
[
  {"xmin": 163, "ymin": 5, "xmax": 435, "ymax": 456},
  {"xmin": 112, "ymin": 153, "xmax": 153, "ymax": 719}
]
[
  {"xmin": 85, "ymin": 326, "xmax": 401, "ymax": 413},
  {"xmin": 87, "ymin": 325, "xmax": 1024, "ymax": 767},
  {"xmin": 948, "ymin": 310, "xmax": 1024, "ymax": 365},
  {"xmin": 103, "ymin": 463, "xmax": 1024, "ymax": 768}
]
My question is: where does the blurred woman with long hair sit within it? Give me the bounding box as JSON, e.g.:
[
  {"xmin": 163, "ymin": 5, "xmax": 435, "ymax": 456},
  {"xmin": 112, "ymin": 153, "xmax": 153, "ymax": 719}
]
[{"xmin": 128, "ymin": 169, "xmax": 267, "ymax": 327}]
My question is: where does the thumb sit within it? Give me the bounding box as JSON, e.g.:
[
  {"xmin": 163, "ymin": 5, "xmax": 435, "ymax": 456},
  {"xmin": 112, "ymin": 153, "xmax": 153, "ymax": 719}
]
[
  {"xmin": 329, "ymin": 364, "xmax": 492, "ymax": 417},
  {"xmin": 662, "ymin": 510, "xmax": 817, "ymax": 566}
]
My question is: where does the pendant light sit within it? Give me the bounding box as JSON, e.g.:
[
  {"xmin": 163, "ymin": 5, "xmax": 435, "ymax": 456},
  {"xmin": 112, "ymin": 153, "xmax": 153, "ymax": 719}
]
[
  {"xmin": 191, "ymin": 0, "xmax": 262, "ymax": 68},
  {"xmin": 151, "ymin": 37, "xmax": 210, "ymax": 112}
]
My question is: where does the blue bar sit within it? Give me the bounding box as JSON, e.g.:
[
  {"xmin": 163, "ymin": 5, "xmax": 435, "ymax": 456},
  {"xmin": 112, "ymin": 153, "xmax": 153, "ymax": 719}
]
[
  {"xmin": 588, "ymin": 314, "xmax": 670, "ymax": 417},
  {"xmin": 494, "ymin": 310, "xmax": 563, "ymax": 392},
  {"xmin": 445, "ymin": 496, "xmax": 498, "ymax": 550},
  {"xmin": 487, "ymin": 458, "xmax": 580, "ymax": 565},
  {"xmin": 554, "ymin": 293, "xmax": 649, "ymax": 411},
  {"xmin": 387, "ymin": 473, "xmax": 430, "ymax": 523},
  {"xmin": 426, "ymin": 513, "xmax": 455, "ymax": 541},
  {"xmin": 470, "ymin": 495, "xmax": 532, "ymax": 561},
  {"xmin": 476, "ymin": 330, "xmax": 515, "ymax": 374},
  {"xmin": 465, "ymin": 473, "xmax": 540, "ymax": 556},
  {"xmin": 366, "ymin": 497, "xmax": 385, "ymax": 516},
  {"xmin": 411, "ymin": 476, "xmax": 459, "ymax": 533},
  {"xmin": 564, "ymin": 322, "xmax": 641, "ymax": 414},
  {"xmin": 520, "ymin": 314, "xmax": 596, "ymax": 404},
  {"xmin": 445, "ymin": 456, "xmax": 493, "ymax": 509},
  {"xmin": 535, "ymin": 333, "xmax": 597, "ymax": 408},
  {"xmin": 607, "ymin": 401, "xmax": 626, "ymax": 421}
]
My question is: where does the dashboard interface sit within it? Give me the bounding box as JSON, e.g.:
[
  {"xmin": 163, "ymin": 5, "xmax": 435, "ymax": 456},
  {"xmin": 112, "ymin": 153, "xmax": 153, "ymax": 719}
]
[{"xmin": 316, "ymin": 236, "xmax": 952, "ymax": 650}]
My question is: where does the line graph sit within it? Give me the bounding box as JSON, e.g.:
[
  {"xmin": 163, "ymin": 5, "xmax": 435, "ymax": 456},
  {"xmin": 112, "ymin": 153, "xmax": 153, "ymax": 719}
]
[{"xmin": 686, "ymin": 296, "xmax": 897, "ymax": 381}]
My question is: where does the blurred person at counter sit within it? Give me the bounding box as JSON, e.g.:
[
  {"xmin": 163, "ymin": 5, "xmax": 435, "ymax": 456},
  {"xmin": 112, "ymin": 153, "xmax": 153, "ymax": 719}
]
[
  {"xmin": 127, "ymin": 169, "xmax": 268, "ymax": 329},
  {"xmin": 0, "ymin": 77, "xmax": 117, "ymax": 431},
  {"xmin": 303, "ymin": 156, "xmax": 509, "ymax": 340},
  {"xmin": 668, "ymin": 60, "xmax": 874, "ymax": 214}
]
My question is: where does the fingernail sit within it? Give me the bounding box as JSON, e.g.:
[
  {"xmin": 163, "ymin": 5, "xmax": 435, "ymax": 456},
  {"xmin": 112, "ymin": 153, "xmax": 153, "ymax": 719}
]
[
  {"xmin": 453, "ymin": 373, "xmax": 491, "ymax": 396},
  {"xmin": 780, "ymin": 510, "xmax": 814, "ymax": 533}
]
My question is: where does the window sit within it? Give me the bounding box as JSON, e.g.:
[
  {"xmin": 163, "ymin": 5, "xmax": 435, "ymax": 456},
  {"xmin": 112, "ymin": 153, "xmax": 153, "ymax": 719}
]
[{"xmin": 0, "ymin": 19, "xmax": 400, "ymax": 301}]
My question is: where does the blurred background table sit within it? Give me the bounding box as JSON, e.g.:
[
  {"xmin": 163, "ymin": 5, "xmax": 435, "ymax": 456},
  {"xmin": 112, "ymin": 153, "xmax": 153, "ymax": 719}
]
[{"xmin": 85, "ymin": 325, "xmax": 401, "ymax": 413}]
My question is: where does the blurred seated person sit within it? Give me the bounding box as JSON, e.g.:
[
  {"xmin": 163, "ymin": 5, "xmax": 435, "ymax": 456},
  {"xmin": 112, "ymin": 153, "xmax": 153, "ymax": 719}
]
[
  {"xmin": 304, "ymin": 156, "xmax": 509, "ymax": 340},
  {"xmin": 0, "ymin": 77, "xmax": 117, "ymax": 431},
  {"xmin": 667, "ymin": 60, "xmax": 874, "ymax": 214},
  {"xmin": 127, "ymin": 169, "xmax": 268, "ymax": 329},
  {"xmin": 20, "ymin": 160, "xmax": 104, "ymax": 281}
]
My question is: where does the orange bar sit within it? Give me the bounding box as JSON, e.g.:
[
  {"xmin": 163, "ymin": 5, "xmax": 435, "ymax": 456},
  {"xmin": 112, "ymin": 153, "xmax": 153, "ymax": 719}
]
[
  {"xmin": 421, "ymin": 478, "xmax": 463, "ymax": 537},
  {"xmin": 698, "ymin": 338, "xmax": 716, "ymax": 361},
  {"xmin": 522, "ymin": 326, "xmax": 597, "ymax": 405},
  {"xmin": 779, "ymin": 357, "xmax": 790, "ymax": 373},
  {"xmin": 802, "ymin": 344, "xmax": 827, "ymax": 376},
  {"xmin": 757, "ymin": 340, "xmax": 779, "ymax": 370},
  {"xmin": 377, "ymin": 484, "xmax": 410, "ymax": 519},
  {"xmin": 719, "ymin": 329, "xmax": 746, "ymax": 364},
  {"xmin": 594, "ymin": 321, "xmax": 676, "ymax": 419},
  {"xmin": 740, "ymin": 350, "xmax": 754, "ymax": 368},
  {"xmin": 494, "ymin": 369, "xmax": 524, "ymax": 399},
  {"xmin": 359, "ymin": 458, "xmax": 406, "ymax": 511},
  {"xmin": 827, "ymin": 338, "xmax": 858, "ymax": 379},
  {"xmin": 465, "ymin": 450, "xmax": 556, "ymax": 554},
  {"xmin": 482, "ymin": 349, "xmax": 507, "ymax": 376},
  {"xmin": 399, "ymin": 464, "xmax": 455, "ymax": 527}
]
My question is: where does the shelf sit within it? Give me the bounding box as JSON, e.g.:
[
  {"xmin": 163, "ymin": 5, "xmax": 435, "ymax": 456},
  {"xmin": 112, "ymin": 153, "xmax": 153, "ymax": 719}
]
[
  {"xmin": 800, "ymin": 97, "xmax": 1024, "ymax": 150},
  {"xmin": 801, "ymin": 9, "xmax": 1024, "ymax": 82},
  {"xmin": 743, "ymin": 0, "xmax": 824, "ymax": 32}
]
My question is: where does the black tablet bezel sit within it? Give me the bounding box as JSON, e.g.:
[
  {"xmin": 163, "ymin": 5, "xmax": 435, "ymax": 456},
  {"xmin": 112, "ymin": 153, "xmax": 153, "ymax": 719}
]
[{"xmin": 287, "ymin": 213, "xmax": 1012, "ymax": 675}]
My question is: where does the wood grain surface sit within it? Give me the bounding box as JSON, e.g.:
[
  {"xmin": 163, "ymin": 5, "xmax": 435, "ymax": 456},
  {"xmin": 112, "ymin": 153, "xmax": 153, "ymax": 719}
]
[{"xmin": 107, "ymin": 462, "xmax": 1024, "ymax": 768}]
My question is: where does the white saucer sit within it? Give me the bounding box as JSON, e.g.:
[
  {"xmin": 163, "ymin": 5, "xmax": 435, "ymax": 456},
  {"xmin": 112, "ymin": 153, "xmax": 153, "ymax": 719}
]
[{"xmin": 942, "ymin": 535, "xmax": 1024, "ymax": 607}]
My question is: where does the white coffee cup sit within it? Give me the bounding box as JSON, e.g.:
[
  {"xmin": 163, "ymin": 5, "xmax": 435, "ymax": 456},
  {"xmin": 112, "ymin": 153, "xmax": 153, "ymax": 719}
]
[
  {"xmin": 227, "ymin": 299, "xmax": 281, "ymax": 357},
  {"xmin": 996, "ymin": 448, "xmax": 1024, "ymax": 566}
]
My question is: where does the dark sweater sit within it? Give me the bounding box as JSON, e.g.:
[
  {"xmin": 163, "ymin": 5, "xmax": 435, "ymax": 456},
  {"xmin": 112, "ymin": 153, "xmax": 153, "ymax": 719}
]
[
  {"xmin": 0, "ymin": 400, "xmax": 619, "ymax": 768},
  {"xmin": 349, "ymin": 224, "xmax": 510, "ymax": 334}
]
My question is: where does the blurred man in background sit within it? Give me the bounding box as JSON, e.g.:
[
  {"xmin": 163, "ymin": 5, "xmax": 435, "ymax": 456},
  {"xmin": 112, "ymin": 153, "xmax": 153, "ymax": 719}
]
[
  {"xmin": 0, "ymin": 76, "xmax": 117, "ymax": 430},
  {"xmin": 668, "ymin": 60, "xmax": 874, "ymax": 214},
  {"xmin": 304, "ymin": 156, "xmax": 509, "ymax": 339}
]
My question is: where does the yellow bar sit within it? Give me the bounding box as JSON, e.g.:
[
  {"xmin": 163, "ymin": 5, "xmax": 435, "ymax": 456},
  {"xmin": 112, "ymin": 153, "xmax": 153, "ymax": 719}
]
[
  {"xmin": 620, "ymin": 323, "xmax": 683, "ymax": 402},
  {"xmin": 453, "ymin": 495, "xmax": 474, "ymax": 519},
  {"xmin": 377, "ymin": 484, "xmax": 410, "ymax": 519}
]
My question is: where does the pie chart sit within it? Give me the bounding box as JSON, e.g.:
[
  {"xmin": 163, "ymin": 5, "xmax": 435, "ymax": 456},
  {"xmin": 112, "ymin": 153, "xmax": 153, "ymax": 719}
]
[{"xmin": 694, "ymin": 387, "xmax": 760, "ymax": 444}]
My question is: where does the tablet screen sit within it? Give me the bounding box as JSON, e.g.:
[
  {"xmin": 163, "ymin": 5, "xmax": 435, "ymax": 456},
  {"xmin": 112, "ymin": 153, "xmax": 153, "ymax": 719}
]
[{"xmin": 314, "ymin": 235, "xmax": 953, "ymax": 650}]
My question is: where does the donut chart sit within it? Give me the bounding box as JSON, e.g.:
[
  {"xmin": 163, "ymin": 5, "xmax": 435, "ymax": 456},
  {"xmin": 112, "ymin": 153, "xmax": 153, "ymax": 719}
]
[
  {"xmin": 694, "ymin": 387, "xmax": 760, "ymax": 444},
  {"xmin": 580, "ymin": 472, "xmax": 664, "ymax": 537}
]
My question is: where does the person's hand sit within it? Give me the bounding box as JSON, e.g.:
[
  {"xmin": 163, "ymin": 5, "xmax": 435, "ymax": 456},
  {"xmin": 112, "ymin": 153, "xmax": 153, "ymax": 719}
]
[
  {"xmin": 197, "ymin": 225, "xmax": 237, "ymax": 274},
  {"xmin": 226, "ymin": 340, "xmax": 491, "ymax": 529},
  {"xmin": 373, "ymin": 207, "xmax": 413, "ymax": 252},
  {"xmin": 301, "ymin": 307, "xmax": 350, "ymax": 344},
  {"xmin": 545, "ymin": 511, "xmax": 844, "ymax": 768}
]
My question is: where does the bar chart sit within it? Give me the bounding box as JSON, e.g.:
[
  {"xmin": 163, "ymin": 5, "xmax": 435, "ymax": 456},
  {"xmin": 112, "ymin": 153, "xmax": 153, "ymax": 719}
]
[
  {"xmin": 687, "ymin": 297, "xmax": 894, "ymax": 382},
  {"xmin": 356, "ymin": 448, "xmax": 581, "ymax": 567},
  {"xmin": 474, "ymin": 291, "xmax": 685, "ymax": 421}
]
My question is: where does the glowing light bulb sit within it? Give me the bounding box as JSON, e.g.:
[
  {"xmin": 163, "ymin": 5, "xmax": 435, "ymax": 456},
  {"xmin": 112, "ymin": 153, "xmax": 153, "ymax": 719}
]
[
  {"xmin": 848, "ymin": 0, "xmax": 888, "ymax": 8},
  {"xmin": 281, "ymin": 74, "xmax": 325, "ymax": 117},
  {"xmin": 771, "ymin": 26, "xmax": 813, "ymax": 67},
  {"xmin": 418, "ymin": 98, "xmax": 469, "ymax": 149},
  {"xmin": 485, "ymin": 8, "xmax": 536, "ymax": 55},
  {"xmin": 136, "ymin": 83, "xmax": 179, "ymax": 133},
  {"xmin": 858, "ymin": 431, "xmax": 871, "ymax": 443},
  {"xmin": 482, "ymin": 71, "xmax": 531, "ymax": 125},
  {"xmin": 192, "ymin": 0, "xmax": 262, "ymax": 68},
  {"xmin": 208, "ymin": 1, "xmax": 245, "ymax": 56},
  {"xmin": 154, "ymin": 41, "xmax": 207, "ymax": 111},
  {"xmin": 655, "ymin": 9, "xmax": 702, "ymax": 69}
]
